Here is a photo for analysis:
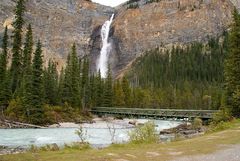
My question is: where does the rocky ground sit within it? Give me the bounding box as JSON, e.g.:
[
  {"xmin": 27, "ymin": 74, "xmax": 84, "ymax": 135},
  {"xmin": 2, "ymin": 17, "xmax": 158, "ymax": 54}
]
[{"xmin": 160, "ymin": 123, "xmax": 207, "ymax": 139}]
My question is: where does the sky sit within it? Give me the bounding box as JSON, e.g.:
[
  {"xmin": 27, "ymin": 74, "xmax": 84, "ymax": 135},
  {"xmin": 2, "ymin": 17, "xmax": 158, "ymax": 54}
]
[{"xmin": 91, "ymin": 0, "xmax": 129, "ymax": 7}]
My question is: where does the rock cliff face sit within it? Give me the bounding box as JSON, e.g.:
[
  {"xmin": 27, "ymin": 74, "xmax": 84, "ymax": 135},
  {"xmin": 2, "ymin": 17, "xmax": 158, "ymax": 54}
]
[
  {"xmin": 0, "ymin": 0, "xmax": 114, "ymax": 68},
  {"xmin": 0, "ymin": 0, "xmax": 238, "ymax": 75},
  {"xmin": 111, "ymin": 0, "xmax": 235, "ymax": 76}
]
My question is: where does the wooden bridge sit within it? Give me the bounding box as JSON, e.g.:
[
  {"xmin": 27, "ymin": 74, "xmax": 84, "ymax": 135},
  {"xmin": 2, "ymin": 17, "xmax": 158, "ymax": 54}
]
[{"xmin": 90, "ymin": 107, "xmax": 218, "ymax": 120}]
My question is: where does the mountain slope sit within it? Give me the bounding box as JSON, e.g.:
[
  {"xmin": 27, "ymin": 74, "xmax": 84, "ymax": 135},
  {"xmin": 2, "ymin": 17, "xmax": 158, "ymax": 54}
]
[
  {"xmin": 111, "ymin": 0, "xmax": 235, "ymax": 76},
  {"xmin": 0, "ymin": 0, "xmax": 238, "ymax": 75},
  {"xmin": 0, "ymin": 0, "xmax": 114, "ymax": 67}
]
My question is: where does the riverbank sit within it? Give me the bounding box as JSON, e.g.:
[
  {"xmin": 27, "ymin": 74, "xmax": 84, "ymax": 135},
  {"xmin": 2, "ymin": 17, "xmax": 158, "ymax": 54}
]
[
  {"xmin": 1, "ymin": 119, "xmax": 240, "ymax": 161},
  {"xmin": 0, "ymin": 118, "xmax": 181, "ymax": 155}
]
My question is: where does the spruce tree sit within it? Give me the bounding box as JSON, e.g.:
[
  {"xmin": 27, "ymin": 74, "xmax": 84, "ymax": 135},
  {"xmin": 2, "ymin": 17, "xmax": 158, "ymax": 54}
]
[
  {"xmin": 224, "ymin": 8, "xmax": 240, "ymax": 117},
  {"xmin": 81, "ymin": 58, "xmax": 89, "ymax": 109},
  {"xmin": 103, "ymin": 65, "xmax": 113, "ymax": 107},
  {"xmin": 96, "ymin": 70, "xmax": 103, "ymax": 107},
  {"xmin": 30, "ymin": 40, "xmax": 45, "ymax": 124},
  {"xmin": 0, "ymin": 26, "xmax": 8, "ymax": 82},
  {"xmin": 43, "ymin": 61, "xmax": 58, "ymax": 105},
  {"xmin": 10, "ymin": 0, "xmax": 25, "ymax": 93},
  {"xmin": 70, "ymin": 43, "xmax": 81, "ymax": 108},
  {"xmin": 57, "ymin": 67, "xmax": 65, "ymax": 105},
  {"xmin": 113, "ymin": 80, "xmax": 125, "ymax": 106},
  {"xmin": 0, "ymin": 27, "xmax": 11, "ymax": 110},
  {"xmin": 62, "ymin": 54, "xmax": 72, "ymax": 105},
  {"xmin": 89, "ymin": 75, "xmax": 97, "ymax": 107},
  {"xmin": 20, "ymin": 24, "xmax": 33, "ymax": 108},
  {"xmin": 122, "ymin": 76, "xmax": 131, "ymax": 107}
]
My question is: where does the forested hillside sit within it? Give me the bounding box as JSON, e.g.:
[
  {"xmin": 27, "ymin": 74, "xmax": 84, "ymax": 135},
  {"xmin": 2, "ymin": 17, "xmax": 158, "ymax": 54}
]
[{"xmin": 125, "ymin": 36, "xmax": 228, "ymax": 110}]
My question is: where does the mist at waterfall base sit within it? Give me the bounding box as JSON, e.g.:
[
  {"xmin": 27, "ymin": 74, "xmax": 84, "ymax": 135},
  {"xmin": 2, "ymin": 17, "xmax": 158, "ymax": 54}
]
[
  {"xmin": 97, "ymin": 14, "xmax": 114, "ymax": 78},
  {"xmin": 0, "ymin": 119, "xmax": 181, "ymax": 148},
  {"xmin": 92, "ymin": 0, "xmax": 129, "ymax": 7}
]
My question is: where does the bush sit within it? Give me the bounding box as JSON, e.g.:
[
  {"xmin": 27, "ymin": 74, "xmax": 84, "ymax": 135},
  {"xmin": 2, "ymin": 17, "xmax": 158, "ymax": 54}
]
[
  {"xmin": 212, "ymin": 108, "xmax": 232, "ymax": 125},
  {"xmin": 5, "ymin": 97, "xmax": 26, "ymax": 122},
  {"xmin": 192, "ymin": 118, "xmax": 203, "ymax": 130},
  {"xmin": 75, "ymin": 126, "xmax": 88, "ymax": 143},
  {"xmin": 208, "ymin": 121, "xmax": 233, "ymax": 133},
  {"xmin": 128, "ymin": 121, "xmax": 158, "ymax": 143}
]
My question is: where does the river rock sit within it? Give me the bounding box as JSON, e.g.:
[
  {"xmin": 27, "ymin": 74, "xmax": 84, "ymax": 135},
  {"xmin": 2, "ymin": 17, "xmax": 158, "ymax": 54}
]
[{"xmin": 160, "ymin": 123, "xmax": 205, "ymax": 138}]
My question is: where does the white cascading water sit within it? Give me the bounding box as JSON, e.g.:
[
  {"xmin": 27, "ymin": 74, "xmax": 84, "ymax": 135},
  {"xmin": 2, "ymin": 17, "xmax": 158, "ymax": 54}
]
[{"xmin": 97, "ymin": 14, "xmax": 114, "ymax": 78}]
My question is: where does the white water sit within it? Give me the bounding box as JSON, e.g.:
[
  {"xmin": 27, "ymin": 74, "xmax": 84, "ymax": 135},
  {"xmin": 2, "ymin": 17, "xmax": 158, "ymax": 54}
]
[
  {"xmin": 0, "ymin": 119, "xmax": 181, "ymax": 148},
  {"xmin": 97, "ymin": 14, "xmax": 114, "ymax": 78}
]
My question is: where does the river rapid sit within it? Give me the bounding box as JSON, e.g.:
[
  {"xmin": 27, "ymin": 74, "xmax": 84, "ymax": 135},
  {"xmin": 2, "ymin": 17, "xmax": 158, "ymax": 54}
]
[{"xmin": 0, "ymin": 118, "xmax": 182, "ymax": 149}]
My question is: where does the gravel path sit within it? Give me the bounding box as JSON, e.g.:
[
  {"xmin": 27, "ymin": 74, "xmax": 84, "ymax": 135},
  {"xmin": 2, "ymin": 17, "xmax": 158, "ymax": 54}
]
[{"xmin": 172, "ymin": 144, "xmax": 240, "ymax": 161}]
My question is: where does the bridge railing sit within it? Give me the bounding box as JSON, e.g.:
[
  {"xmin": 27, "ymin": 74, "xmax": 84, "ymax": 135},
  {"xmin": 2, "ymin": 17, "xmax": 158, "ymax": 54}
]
[{"xmin": 90, "ymin": 107, "xmax": 218, "ymax": 119}]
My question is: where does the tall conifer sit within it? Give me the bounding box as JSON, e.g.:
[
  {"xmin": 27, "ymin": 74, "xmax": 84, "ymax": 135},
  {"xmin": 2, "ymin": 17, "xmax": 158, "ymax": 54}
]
[
  {"xmin": 224, "ymin": 8, "xmax": 240, "ymax": 117},
  {"xmin": 10, "ymin": 0, "xmax": 25, "ymax": 93}
]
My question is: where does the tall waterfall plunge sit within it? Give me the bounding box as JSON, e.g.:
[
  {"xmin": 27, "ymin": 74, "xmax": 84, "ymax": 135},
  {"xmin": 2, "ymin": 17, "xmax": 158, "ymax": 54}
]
[{"xmin": 97, "ymin": 14, "xmax": 114, "ymax": 78}]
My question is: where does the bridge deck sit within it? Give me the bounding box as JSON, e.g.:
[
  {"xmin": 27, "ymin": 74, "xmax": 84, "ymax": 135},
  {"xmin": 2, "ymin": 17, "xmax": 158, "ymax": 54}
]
[{"xmin": 90, "ymin": 107, "xmax": 218, "ymax": 119}]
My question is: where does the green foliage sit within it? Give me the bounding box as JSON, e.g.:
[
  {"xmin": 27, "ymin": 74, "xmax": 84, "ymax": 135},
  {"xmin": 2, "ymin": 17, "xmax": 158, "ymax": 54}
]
[
  {"xmin": 126, "ymin": 37, "xmax": 227, "ymax": 109},
  {"xmin": 212, "ymin": 108, "xmax": 232, "ymax": 125},
  {"xmin": 0, "ymin": 26, "xmax": 8, "ymax": 82},
  {"xmin": 43, "ymin": 61, "xmax": 58, "ymax": 105},
  {"xmin": 75, "ymin": 126, "xmax": 88, "ymax": 143},
  {"xmin": 5, "ymin": 97, "xmax": 25, "ymax": 122},
  {"xmin": 0, "ymin": 27, "xmax": 11, "ymax": 109},
  {"xmin": 192, "ymin": 118, "xmax": 203, "ymax": 130},
  {"xmin": 103, "ymin": 65, "xmax": 113, "ymax": 107},
  {"xmin": 122, "ymin": 77, "xmax": 131, "ymax": 107},
  {"xmin": 128, "ymin": 121, "xmax": 158, "ymax": 143},
  {"xmin": 30, "ymin": 40, "xmax": 45, "ymax": 125},
  {"xmin": 208, "ymin": 121, "xmax": 234, "ymax": 133},
  {"xmin": 20, "ymin": 24, "xmax": 34, "ymax": 115},
  {"xmin": 113, "ymin": 80, "xmax": 125, "ymax": 106},
  {"xmin": 64, "ymin": 142, "xmax": 90, "ymax": 150},
  {"xmin": 10, "ymin": 0, "xmax": 25, "ymax": 93},
  {"xmin": 224, "ymin": 8, "xmax": 240, "ymax": 117}
]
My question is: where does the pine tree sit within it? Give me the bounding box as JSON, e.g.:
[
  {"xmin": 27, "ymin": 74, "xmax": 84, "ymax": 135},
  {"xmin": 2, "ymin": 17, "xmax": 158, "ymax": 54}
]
[
  {"xmin": 0, "ymin": 26, "xmax": 8, "ymax": 82},
  {"xmin": 122, "ymin": 76, "xmax": 131, "ymax": 107},
  {"xmin": 57, "ymin": 67, "xmax": 65, "ymax": 105},
  {"xmin": 10, "ymin": 0, "xmax": 25, "ymax": 93},
  {"xmin": 81, "ymin": 57, "xmax": 89, "ymax": 109},
  {"xmin": 103, "ymin": 65, "xmax": 113, "ymax": 107},
  {"xmin": 0, "ymin": 27, "xmax": 11, "ymax": 109},
  {"xmin": 62, "ymin": 54, "xmax": 72, "ymax": 105},
  {"xmin": 224, "ymin": 8, "xmax": 240, "ymax": 117},
  {"xmin": 22, "ymin": 24, "xmax": 33, "ymax": 72},
  {"xmin": 30, "ymin": 40, "xmax": 45, "ymax": 124},
  {"xmin": 89, "ymin": 74, "xmax": 97, "ymax": 107},
  {"xmin": 70, "ymin": 43, "xmax": 81, "ymax": 108},
  {"xmin": 20, "ymin": 24, "xmax": 33, "ymax": 108},
  {"xmin": 113, "ymin": 80, "xmax": 125, "ymax": 106},
  {"xmin": 96, "ymin": 70, "xmax": 103, "ymax": 107},
  {"xmin": 43, "ymin": 61, "xmax": 58, "ymax": 105}
]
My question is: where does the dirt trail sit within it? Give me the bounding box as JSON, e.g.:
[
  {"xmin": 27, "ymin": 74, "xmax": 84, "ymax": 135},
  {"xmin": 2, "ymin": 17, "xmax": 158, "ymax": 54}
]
[{"xmin": 171, "ymin": 144, "xmax": 240, "ymax": 161}]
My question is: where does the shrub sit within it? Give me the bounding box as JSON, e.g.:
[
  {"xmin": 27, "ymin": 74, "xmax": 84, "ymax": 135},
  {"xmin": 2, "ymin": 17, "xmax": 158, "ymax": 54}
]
[
  {"xmin": 128, "ymin": 121, "xmax": 158, "ymax": 143},
  {"xmin": 75, "ymin": 126, "xmax": 88, "ymax": 143},
  {"xmin": 5, "ymin": 97, "xmax": 25, "ymax": 122},
  {"xmin": 208, "ymin": 121, "xmax": 233, "ymax": 133},
  {"xmin": 212, "ymin": 108, "xmax": 232, "ymax": 125},
  {"xmin": 192, "ymin": 118, "xmax": 203, "ymax": 130}
]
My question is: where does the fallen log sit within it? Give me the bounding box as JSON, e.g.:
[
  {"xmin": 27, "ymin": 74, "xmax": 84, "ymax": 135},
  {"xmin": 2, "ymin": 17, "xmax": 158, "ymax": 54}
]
[{"xmin": 0, "ymin": 119, "xmax": 45, "ymax": 129}]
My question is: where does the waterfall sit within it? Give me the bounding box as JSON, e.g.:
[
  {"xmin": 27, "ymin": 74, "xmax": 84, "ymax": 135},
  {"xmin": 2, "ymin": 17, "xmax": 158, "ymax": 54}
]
[{"xmin": 97, "ymin": 14, "xmax": 114, "ymax": 78}]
